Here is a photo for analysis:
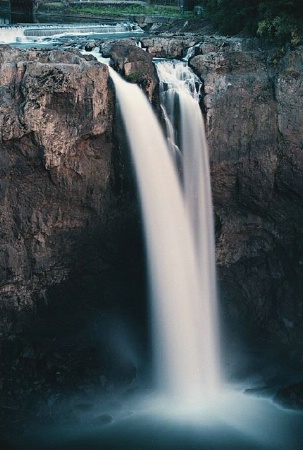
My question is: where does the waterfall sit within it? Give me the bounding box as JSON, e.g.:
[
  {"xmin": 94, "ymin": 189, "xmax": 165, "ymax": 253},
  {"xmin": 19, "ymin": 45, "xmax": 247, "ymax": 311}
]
[
  {"xmin": 155, "ymin": 61, "xmax": 220, "ymax": 372},
  {"xmin": 156, "ymin": 59, "xmax": 221, "ymax": 396},
  {"xmin": 109, "ymin": 56, "xmax": 221, "ymax": 403}
]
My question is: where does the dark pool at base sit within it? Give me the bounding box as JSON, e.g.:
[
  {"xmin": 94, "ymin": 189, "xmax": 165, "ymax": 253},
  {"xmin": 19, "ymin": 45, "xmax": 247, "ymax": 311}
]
[
  {"xmin": 10, "ymin": 391, "xmax": 303, "ymax": 450},
  {"xmin": 13, "ymin": 417, "xmax": 303, "ymax": 450}
]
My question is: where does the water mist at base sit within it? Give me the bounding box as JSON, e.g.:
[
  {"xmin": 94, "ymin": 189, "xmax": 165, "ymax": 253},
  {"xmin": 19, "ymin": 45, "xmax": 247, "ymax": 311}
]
[{"xmin": 17, "ymin": 388, "xmax": 303, "ymax": 450}]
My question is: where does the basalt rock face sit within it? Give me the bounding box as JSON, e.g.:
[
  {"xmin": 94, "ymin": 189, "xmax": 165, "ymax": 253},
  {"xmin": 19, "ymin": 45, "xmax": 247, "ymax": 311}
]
[
  {"xmin": 0, "ymin": 45, "xmax": 150, "ymax": 435},
  {"xmin": 190, "ymin": 42, "xmax": 303, "ymax": 372},
  {"xmin": 0, "ymin": 46, "xmax": 127, "ymax": 416},
  {"xmin": 0, "ymin": 45, "xmax": 148, "ymax": 438},
  {"xmin": 0, "ymin": 46, "xmax": 114, "ymax": 317}
]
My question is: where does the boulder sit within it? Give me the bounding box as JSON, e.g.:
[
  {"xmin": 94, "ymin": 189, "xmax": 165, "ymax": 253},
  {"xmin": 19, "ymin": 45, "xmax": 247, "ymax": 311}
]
[
  {"xmin": 141, "ymin": 35, "xmax": 196, "ymax": 59},
  {"xmin": 100, "ymin": 39, "xmax": 158, "ymax": 102}
]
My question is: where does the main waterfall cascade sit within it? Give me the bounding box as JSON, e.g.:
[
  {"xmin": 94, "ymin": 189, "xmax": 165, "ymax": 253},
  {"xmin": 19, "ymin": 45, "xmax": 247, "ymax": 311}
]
[{"xmin": 94, "ymin": 50, "xmax": 221, "ymax": 402}]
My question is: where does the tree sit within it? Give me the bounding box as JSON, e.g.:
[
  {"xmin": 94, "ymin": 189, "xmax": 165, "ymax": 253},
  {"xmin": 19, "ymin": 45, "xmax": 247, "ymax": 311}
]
[
  {"xmin": 201, "ymin": 0, "xmax": 303, "ymax": 43},
  {"xmin": 202, "ymin": 0, "xmax": 259, "ymax": 34}
]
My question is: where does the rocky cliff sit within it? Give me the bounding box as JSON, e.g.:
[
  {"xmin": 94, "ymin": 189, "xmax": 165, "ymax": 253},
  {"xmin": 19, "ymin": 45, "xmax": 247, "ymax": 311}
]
[
  {"xmin": 0, "ymin": 46, "xmax": 114, "ymax": 323},
  {"xmin": 187, "ymin": 40, "xmax": 303, "ymax": 373},
  {"xmin": 0, "ymin": 45, "xmax": 136, "ymax": 431}
]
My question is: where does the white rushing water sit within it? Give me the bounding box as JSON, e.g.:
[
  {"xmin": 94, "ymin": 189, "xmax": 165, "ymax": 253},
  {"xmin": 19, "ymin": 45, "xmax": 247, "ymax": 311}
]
[
  {"xmin": 0, "ymin": 22, "xmax": 142, "ymax": 44},
  {"xmin": 106, "ymin": 55, "xmax": 221, "ymax": 402},
  {"xmin": 156, "ymin": 59, "xmax": 221, "ymax": 395}
]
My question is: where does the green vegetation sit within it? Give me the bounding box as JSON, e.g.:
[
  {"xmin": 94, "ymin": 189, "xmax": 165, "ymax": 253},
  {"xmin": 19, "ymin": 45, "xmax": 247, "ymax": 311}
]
[
  {"xmin": 67, "ymin": 4, "xmax": 193, "ymax": 18},
  {"xmin": 201, "ymin": 0, "xmax": 303, "ymax": 44},
  {"xmin": 124, "ymin": 71, "xmax": 144, "ymax": 81},
  {"xmin": 40, "ymin": 2, "xmax": 64, "ymax": 9}
]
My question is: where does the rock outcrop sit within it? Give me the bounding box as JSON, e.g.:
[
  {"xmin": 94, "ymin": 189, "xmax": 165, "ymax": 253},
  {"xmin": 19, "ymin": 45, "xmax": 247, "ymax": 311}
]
[
  {"xmin": 0, "ymin": 46, "xmax": 123, "ymax": 419},
  {"xmin": 0, "ymin": 46, "xmax": 114, "ymax": 317},
  {"xmin": 189, "ymin": 41, "xmax": 303, "ymax": 370},
  {"xmin": 141, "ymin": 35, "xmax": 197, "ymax": 59},
  {"xmin": 0, "ymin": 45, "xmax": 147, "ymax": 437},
  {"xmin": 100, "ymin": 39, "xmax": 158, "ymax": 102}
]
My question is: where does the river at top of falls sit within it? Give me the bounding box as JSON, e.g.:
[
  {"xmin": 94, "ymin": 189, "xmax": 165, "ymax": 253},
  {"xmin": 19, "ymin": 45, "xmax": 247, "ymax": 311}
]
[{"xmin": 0, "ymin": 22, "xmax": 143, "ymax": 46}]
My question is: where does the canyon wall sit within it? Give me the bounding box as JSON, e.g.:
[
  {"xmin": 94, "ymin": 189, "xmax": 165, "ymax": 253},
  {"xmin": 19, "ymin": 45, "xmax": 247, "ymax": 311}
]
[
  {"xmin": 0, "ymin": 46, "xmax": 114, "ymax": 323},
  {"xmin": 189, "ymin": 40, "xmax": 303, "ymax": 370}
]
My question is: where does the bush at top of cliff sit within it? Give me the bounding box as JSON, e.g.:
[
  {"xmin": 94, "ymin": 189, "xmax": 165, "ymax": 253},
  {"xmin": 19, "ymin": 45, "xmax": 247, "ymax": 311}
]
[
  {"xmin": 201, "ymin": 0, "xmax": 258, "ymax": 34},
  {"xmin": 201, "ymin": 0, "xmax": 303, "ymax": 44}
]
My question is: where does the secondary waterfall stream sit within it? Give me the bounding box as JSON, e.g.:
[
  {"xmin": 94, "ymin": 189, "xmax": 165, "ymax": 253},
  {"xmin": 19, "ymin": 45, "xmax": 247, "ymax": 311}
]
[
  {"xmin": 156, "ymin": 59, "xmax": 221, "ymax": 391},
  {"xmin": 108, "ymin": 57, "xmax": 221, "ymax": 402}
]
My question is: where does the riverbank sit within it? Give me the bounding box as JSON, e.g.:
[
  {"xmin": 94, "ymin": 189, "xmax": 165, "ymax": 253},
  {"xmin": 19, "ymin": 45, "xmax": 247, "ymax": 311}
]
[
  {"xmin": 33, "ymin": 0, "xmax": 197, "ymax": 29},
  {"xmin": 36, "ymin": 2, "xmax": 191, "ymax": 19}
]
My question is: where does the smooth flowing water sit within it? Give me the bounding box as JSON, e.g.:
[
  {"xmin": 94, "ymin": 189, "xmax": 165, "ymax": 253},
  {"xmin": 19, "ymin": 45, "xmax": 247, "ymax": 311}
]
[
  {"xmin": 156, "ymin": 59, "xmax": 221, "ymax": 391},
  {"xmin": 110, "ymin": 67, "xmax": 211, "ymax": 402}
]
